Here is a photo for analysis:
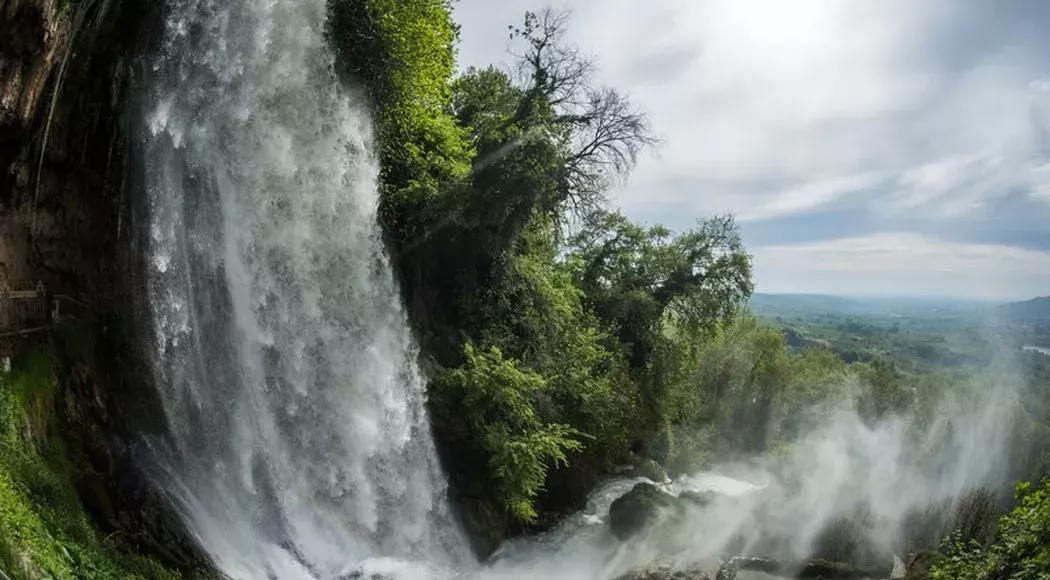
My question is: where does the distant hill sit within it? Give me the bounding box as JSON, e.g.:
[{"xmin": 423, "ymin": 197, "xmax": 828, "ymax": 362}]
[
  {"xmin": 749, "ymin": 293, "xmax": 866, "ymax": 315},
  {"xmin": 998, "ymin": 296, "xmax": 1050, "ymax": 323},
  {"xmin": 749, "ymin": 293, "xmax": 988, "ymax": 319}
]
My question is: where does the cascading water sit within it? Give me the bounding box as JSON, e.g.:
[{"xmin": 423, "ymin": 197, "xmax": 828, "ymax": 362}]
[{"xmin": 142, "ymin": 0, "xmax": 469, "ymax": 577}]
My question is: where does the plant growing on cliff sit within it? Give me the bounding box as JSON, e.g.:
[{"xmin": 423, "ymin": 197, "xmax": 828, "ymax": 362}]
[
  {"xmin": 0, "ymin": 348, "xmax": 180, "ymax": 580},
  {"xmin": 432, "ymin": 343, "xmax": 585, "ymax": 523},
  {"xmin": 327, "ymin": 0, "xmax": 473, "ymax": 237}
]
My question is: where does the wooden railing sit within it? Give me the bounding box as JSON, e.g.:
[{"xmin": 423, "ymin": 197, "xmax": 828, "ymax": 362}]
[
  {"xmin": 0, "ymin": 281, "xmax": 50, "ymax": 337},
  {"xmin": 1, "ymin": 281, "xmax": 87, "ymax": 370}
]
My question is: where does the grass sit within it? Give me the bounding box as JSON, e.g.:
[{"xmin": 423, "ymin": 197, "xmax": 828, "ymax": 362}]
[{"xmin": 0, "ymin": 344, "xmax": 182, "ymax": 580}]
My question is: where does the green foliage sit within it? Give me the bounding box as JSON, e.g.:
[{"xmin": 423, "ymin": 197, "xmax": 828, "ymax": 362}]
[
  {"xmin": 853, "ymin": 357, "xmax": 912, "ymax": 422},
  {"xmin": 671, "ymin": 315, "xmax": 798, "ymax": 454},
  {"xmin": 932, "ymin": 480, "xmax": 1050, "ymax": 580},
  {"xmin": 485, "ymin": 217, "xmax": 636, "ymax": 454},
  {"xmin": 567, "ymin": 210, "xmax": 753, "ymax": 423},
  {"xmin": 332, "ymin": 0, "xmax": 749, "ymax": 544},
  {"xmin": 569, "ymin": 211, "xmax": 753, "ymax": 345},
  {"xmin": 433, "ymin": 343, "xmax": 585, "ymax": 523},
  {"xmin": 0, "ymin": 348, "xmax": 181, "ymax": 580},
  {"xmin": 0, "ymin": 348, "xmax": 183, "ymax": 580},
  {"xmin": 328, "ymin": 0, "xmax": 473, "ymax": 236}
]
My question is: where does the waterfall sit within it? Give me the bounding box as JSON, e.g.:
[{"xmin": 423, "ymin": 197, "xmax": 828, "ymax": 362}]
[{"xmin": 141, "ymin": 0, "xmax": 468, "ymax": 577}]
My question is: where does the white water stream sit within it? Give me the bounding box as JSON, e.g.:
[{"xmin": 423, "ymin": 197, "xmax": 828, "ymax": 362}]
[{"xmin": 143, "ymin": 0, "xmax": 467, "ymax": 577}]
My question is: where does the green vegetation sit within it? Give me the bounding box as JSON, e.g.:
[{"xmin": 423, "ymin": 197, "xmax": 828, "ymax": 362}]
[
  {"xmin": 0, "ymin": 346, "xmax": 180, "ymax": 580},
  {"xmin": 328, "ymin": 1, "xmax": 1050, "ymax": 564},
  {"xmin": 328, "ymin": 0, "xmax": 472, "ymax": 239},
  {"xmin": 931, "ymin": 480, "xmax": 1050, "ymax": 580},
  {"xmin": 432, "ymin": 343, "xmax": 585, "ymax": 523}
]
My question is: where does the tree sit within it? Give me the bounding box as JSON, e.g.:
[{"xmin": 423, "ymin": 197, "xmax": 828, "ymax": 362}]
[
  {"xmin": 327, "ymin": 0, "xmax": 473, "ymax": 238},
  {"xmin": 565, "ymin": 210, "xmax": 753, "ymax": 429},
  {"xmin": 569, "ymin": 210, "xmax": 753, "ymax": 365},
  {"xmin": 682, "ymin": 316, "xmax": 794, "ymax": 455},
  {"xmin": 509, "ymin": 8, "xmax": 658, "ymax": 213}
]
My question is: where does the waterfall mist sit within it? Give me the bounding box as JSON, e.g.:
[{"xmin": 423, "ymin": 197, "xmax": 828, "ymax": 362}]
[
  {"xmin": 479, "ymin": 347, "xmax": 1027, "ymax": 580},
  {"xmin": 142, "ymin": 0, "xmax": 469, "ymax": 577}
]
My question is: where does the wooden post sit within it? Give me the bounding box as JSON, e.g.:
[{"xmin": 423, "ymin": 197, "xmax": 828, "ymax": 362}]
[
  {"xmin": 0, "ymin": 280, "xmax": 9, "ymax": 371},
  {"xmin": 36, "ymin": 281, "xmax": 47, "ymax": 322},
  {"xmin": 0, "ymin": 280, "xmax": 9, "ymax": 330}
]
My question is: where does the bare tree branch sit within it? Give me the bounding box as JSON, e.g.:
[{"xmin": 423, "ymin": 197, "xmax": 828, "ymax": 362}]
[{"xmin": 510, "ymin": 7, "xmax": 659, "ymax": 214}]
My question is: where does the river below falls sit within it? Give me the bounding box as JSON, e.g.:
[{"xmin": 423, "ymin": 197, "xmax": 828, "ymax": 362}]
[{"xmin": 355, "ymin": 468, "xmax": 906, "ymax": 580}]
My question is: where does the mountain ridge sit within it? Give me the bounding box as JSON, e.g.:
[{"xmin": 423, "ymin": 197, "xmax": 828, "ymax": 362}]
[{"xmin": 998, "ymin": 296, "xmax": 1050, "ymax": 322}]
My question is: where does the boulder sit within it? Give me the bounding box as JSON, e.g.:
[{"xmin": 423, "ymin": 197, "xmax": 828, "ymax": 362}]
[
  {"xmin": 615, "ymin": 565, "xmax": 710, "ymax": 580},
  {"xmin": 609, "ymin": 482, "xmax": 677, "ymax": 540},
  {"xmin": 679, "ymin": 490, "xmax": 715, "ymax": 507},
  {"xmin": 903, "ymin": 550, "xmax": 942, "ymax": 579},
  {"xmin": 608, "ymin": 482, "xmax": 713, "ymax": 541},
  {"xmin": 715, "ymin": 557, "xmax": 895, "ymax": 580}
]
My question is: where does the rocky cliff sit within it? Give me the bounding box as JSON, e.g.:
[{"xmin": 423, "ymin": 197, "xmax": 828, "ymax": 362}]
[
  {"xmin": 2, "ymin": 0, "xmax": 140, "ymax": 297},
  {"xmin": 1, "ymin": 0, "xmax": 209, "ymax": 572}
]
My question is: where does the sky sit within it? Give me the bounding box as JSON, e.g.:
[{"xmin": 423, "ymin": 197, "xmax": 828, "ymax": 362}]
[{"xmin": 452, "ymin": 0, "xmax": 1050, "ymax": 301}]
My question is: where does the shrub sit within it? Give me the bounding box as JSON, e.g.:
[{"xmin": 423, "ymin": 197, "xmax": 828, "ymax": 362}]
[
  {"xmin": 432, "ymin": 343, "xmax": 585, "ymax": 523},
  {"xmin": 932, "ymin": 480, "xmax": 1050, "ymax": 580}
]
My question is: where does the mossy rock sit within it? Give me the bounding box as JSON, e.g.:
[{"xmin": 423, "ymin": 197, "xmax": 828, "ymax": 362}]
[{"xmin": 608, "ymin": 483, "xmax": 678, "ymax": 540}]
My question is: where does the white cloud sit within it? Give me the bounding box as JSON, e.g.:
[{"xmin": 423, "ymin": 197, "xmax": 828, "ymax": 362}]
[
  {"xmin": 752, "ymin": 234, "xmax": 1050, "ymax": 300},
  {"xmin": 738, "ymin": 172, "xmax": 886, "ymax": 221},
  {"xmin": 453, "ymin": 0, "xmax": 1050, "ymax": 297},
  {"xmin": 1030, "ymin": 79, "xmax": 1050, "ymax": 93},
  {"xmin": 1029, "ymin": 162, "xmax": 1050, "ymax": 201},
  {"xmin": 456, "ymin": 0, "xmax": 1050, "ymax": 218}
]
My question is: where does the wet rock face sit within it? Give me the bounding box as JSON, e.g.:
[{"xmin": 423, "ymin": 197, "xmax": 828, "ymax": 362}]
[
  {"xmin": 1, "ymin": 0, "xmax": 160, "ymax": 299},
  {"xmin": 0, "ymin": 0, "xmax": 68, "ymax": 134},
  {"xmin": 1, "ymin": 0, "xmax": 211, "ymax": 574}
]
